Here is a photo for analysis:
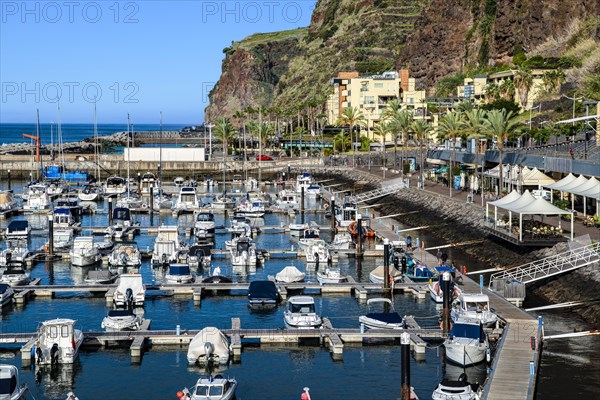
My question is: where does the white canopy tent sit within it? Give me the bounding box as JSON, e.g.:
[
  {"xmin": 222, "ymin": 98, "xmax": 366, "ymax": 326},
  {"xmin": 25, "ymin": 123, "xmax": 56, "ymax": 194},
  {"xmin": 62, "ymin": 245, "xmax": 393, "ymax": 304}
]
[
  {"xmin": 545, "ymin": 174, "xmax": 600, "ymax": 216},
  {"xmin": 484, "ymin": 165, "xmax": 555, "ymax": 193},
  {"xmin": 519, "ymin": 167, "xmax": 555, "ymax": 187}
]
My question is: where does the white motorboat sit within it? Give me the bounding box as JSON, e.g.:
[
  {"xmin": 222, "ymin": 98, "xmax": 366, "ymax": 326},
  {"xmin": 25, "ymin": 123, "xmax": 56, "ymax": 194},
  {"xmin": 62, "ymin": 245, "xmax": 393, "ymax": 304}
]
[
  {"xmin": 116, "ymin": 191, "xmax": 144, "ymax": 209},
  {"xmin": 432, "ymin": 373, "xmax": 481, "ymax": 400},
  {"xmin": 182, "ymin": 375, "xmax": 238, "ymax": 400},
  {"xmin": 289, "ymin": 223, "xmax": 308, "ymax": 235},
  {"xmin": 316, "ymin": 267, "xmax": 348, "ymax": 284},
  {"xmin": 23, "ymin": 184, "xmax": 50, "ymax": 211},
  {"xmin": 0, "ymin": 364, "xmax": 28, "ymax": 399},
  {"xmin": 451, "ymin": 293, "xmax": 498, "ymax": 327},
  {"xmin": 295, "ymin": 173, "xmax": 313, "ymax": 194},
  {"xmin": 114, "ymin": 274, "xmax": 145, "ymax": 308},
  {"xmin": 78, "ymin": 184, "xmax": 101, "ymax": 201},
  {"xmin": 429, "ymin": 274, "xmax": 462, "ymax": 303},
  {"xmin": 52, "ymin": 229, "xmax": 74, "ymax": 251},
  {"xmin": 52, "ymin": 207, "xmax": 77, "ymax": 229},
  {"xmin": 211, "ymin": 196, "xmax": 236, "ymax": 210},
  {"xmin": 276, "ymin": 189, "xmax": 299, "ymax": 210},
  {"xmin": 69, "ymin": 237, "xmax": 101, "ymax": 267},
  {"xmin": 175, "ymin": 187, "xmax": 201, "ymax": 213},
  {"xmin": 165, "ymin": 264, "xmax": 194, "ymax": 284},
  {"xmin": 306, "ymin": 183, "xmax": 320, "ymax": 196},
  {"xmin": 195, "ymin": 212, "xmax": 216, "ymax": 239},
  {"xmin": 229, "ymin": 217, "xmax": 252, "ymax": 235},
  {"xmin": 46, "ymin": 180, "xmax": 67, "ymax": 196},
  {"xmin": 275, "ymin": 266, "xmax": 305, "ymax": 283},
  {"xmin": 369, "ymin": 265, "xmax": 403, "ymax": 284},
  {"xmin": 5, "ymin": 221, "xmax": 30, "ymax": 239},
  {"xmin": 229, "ymin": 236, "xmax": 257, "ymax": 267},
  {"xmin": 108, "ymin": 244, "xmax": 141, "ymax": 268},
  {"xmin": 101, "ymin": 309, "xmax": 142, "ymax": 331},
  {"xmin": 284, "ymin": 296, "xmax": 322, "ymax": 329},
  {"xmin": 359, "ymin": 298, "xmax": 404, "ymax": 330},
  {"xmin": 174, "ymin": 176, "xmax": 185, "ymax": 188},
  {"xmin": 0, "ymin": 191, "xmax": 19, "ymax": 212},
  {"xmin": 297, "ymin": 227, "xmax": 321, "ymax": 250},
  {"xmin": 335, "ymin": 202, "xmax": 357, "ymax": 228},
  {"xmin": 329, "ymin": 232, "xmax": 355, "ymax": 250},
  {"xmin": 304, "ymin": 241, "xmax": 336, "ymax": 264},
  {"xmin": 0, "ymin": 240, "xmax": 30, "ymax": 267},
  {"xmin": 232, "ymin": 174, "xmax": 243, "ymax": 186},
  {"xmin": 105, "ymin": 207, "xmax": 134, "ymax": 241},
  {"xmin": 104, "ymin": 176, "xmax": 127, "ymax": 195},
  {"xmin": 151, "ymin": 225, "xmax": 180, "ymax": 267},
  {"xmin": 202, "ymin": 176, "xmax": 215, "ymax": 187},
  {"xmin": 85, "ymin": 269, "xmax": 118, "ymax": 284},
  {"xmin": 35, "ymin": 318, "xmax": 84, "ymax": 365},
  {"xmin": 187, "ymin": 327, "xmax": 231, "ymax": 365},
  {"xmin": 152, "ymin": 194, "xmax": 174, "ymax": 211},
  {"xmin": 0, "ymin": 284, "xmax": 15, "ymax": 307},
  {"xmin": 444, "ymin": 317, "xmax": 490, "ymax": 366},
  {"xmin": 234, "ymin": 200, "xmax": 266, "ymax": 218},
  {"xmin": 0, "ymin": 266, "xmax": 30, "ymax": 287},
  {"xmin": 245, "ymin": 177, "xmax": 258, "ymax": 189},
  {"xmin": 140, "ymin": 172, "xmax": 158, "ymax": 195},
  {"xmin": 189, "ymin": 244, "xmax": 212, "ymax": 269}
]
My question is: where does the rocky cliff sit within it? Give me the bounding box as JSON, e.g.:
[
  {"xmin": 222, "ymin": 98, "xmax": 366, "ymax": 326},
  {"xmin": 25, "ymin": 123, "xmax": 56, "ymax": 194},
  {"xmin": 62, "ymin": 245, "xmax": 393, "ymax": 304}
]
[{"xmin": 206, "ymin": 0, "xmax": 599, "ymax": 118}]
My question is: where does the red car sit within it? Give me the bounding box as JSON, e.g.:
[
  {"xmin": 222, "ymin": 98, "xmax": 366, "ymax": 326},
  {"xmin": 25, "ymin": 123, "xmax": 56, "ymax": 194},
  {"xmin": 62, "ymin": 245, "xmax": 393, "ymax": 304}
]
[{"xmin": 255, "ymin": 155, "xmax": 273, "ymax": 161}]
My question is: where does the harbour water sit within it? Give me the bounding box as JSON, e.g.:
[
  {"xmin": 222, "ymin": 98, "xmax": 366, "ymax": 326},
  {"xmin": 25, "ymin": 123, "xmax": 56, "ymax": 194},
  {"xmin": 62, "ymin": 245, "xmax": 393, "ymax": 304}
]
[{"xmin": 0, "ymin": 180, "xmax": 598, "ymax": 399}]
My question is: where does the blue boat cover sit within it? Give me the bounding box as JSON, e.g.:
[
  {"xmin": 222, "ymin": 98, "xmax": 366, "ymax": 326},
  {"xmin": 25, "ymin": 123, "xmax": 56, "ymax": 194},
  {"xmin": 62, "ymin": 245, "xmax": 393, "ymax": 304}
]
[
  {"xmin": 0, "ymin": 283, "xmax": 10, "ymax": 294},
  {"xmin": 248, "ymin": 281, "xmax": 278, "ymax": 301},
  {"xmin": 7, "ymin": 220, "xmax": 28, "ymax": 231},
  {"xmin": 169, "ymin": 265, "xmax": 191, "ymax": 275},
  {"xmin": 108, "ymin": 309, "xmax": 134, "ymax": 317},
  {"xmin": 53, "ymin": 208, "xmax": 71, "ymax": 215},
  {"xmin": 366, "ymin": 312, "xmax": 403, "ymax": 324},
  {"xmin": 450, "ymin": 323, "xmax": 485, "ymax": 340}
]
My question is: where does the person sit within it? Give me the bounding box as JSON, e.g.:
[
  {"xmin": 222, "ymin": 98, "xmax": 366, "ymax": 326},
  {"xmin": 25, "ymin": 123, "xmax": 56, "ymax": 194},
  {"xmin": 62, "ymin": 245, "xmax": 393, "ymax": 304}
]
[
  {"xmin": 436, "ymin": 248, "xmax": 442, "ymax": 262},
  {"xmin": 406, "ymin": 235, "xmax": 413, "ymax": 251},
  {"xmin": 569, "ymin": 147, "xmax": 574, "ymax": 159},
  {"xmin": 66, "ymin": 392, "xmax": 79, "ymax": 400}
]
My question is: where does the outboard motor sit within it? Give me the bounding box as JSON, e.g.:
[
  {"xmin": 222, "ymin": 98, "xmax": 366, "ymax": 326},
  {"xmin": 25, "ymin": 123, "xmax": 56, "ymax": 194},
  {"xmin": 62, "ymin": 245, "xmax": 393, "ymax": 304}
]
[
  {"xmin": 458, "ymin": 373, "xmax": 468, "ymax": 383},
  {"xmin": 36, "ymin": 346, "xmax": 43, "ymax": 364},
  {"xmin": 5, "ymin": 252, "xmax": 12, "ymax": 263},
  {"xmin": 204, "ymin": 341, "xmax": 215, "ymax": 360},
  {"xmin": 393, "ymin": 256, "xmax": 399, "ymax": 269},
  {"xmin": 51, "ymin": 343, "xmax": 59, "ymax": 365},
  {"xmin": 119, "ymin": 252, "xmax": 127, "ymax": 266},
  {"xmin": 401, "ymin": 256, "xmax": 407, "ymax": 274},
  {"xmin": 314, "ymin": 252, "xmax": 319, "ymax": 269},
  {"xmin": 125, "ymin": 288, "xmax": 134, "ymax": 308},
  {"xmin": 161, "ymin": 253, "xmax": 168, "ymax": 268}
]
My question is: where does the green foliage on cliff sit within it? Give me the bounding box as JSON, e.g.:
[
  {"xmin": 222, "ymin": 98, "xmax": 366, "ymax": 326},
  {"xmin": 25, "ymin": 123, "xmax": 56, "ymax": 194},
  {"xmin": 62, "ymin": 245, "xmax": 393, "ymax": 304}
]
[{"xmin": 235, "ymin": 28, "xmax": 308, "ymax": 50}]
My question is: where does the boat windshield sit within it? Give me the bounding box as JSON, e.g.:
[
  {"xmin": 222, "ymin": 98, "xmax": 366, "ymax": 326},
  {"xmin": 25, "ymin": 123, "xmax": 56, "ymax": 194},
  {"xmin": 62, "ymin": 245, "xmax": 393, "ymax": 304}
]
[
  {"xmin": 464, "ymin": 301, "xmax": 489, "ymax": 312},
  {"xmin": 0, "ymin": 376, "xmax": 17, "ymax": 395},
  {"xmin": 194, "ymin": 385, "xmax": 224, "ymax": 396},
  {"xmin": 290, "ymin": 303, "xmax": 315, "ymax": 313},
  {"xmin": 197, "ymin": 213, "xmax": 213, "ymax": 222}
]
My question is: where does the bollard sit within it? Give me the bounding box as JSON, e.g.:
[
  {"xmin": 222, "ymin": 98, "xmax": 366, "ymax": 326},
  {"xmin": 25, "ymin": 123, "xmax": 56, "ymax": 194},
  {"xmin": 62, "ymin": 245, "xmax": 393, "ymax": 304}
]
[
  {"xmin": 441, "ymin": 272, "xmax": 451, "ymax": 335},
  {"xmin": 356, "ymin": 214, "xmax": 363, "ymax": 258},
  {"xmin": 287, "ymin": 164, "xmax": 291, "ymax": 179},
  {"xmin": 300, "ymin": 186, "xmax": 305, "ymax": 224},
  {"xmin": 176, "ymin": 325, "xmax": 181, "ymax": 336},
  {"xmin": 360, "ymin": 323, "xmax": 365, "ymax": 334},
  {"xmin": 383, "ymin": 238, "xmax": 390, "ymax": 293},
  {"xmin": 330, "ymin": 196, "xmax": 336, "ymax": 233},
  {"xmin": 7, "ymin": 170, "xmax": 11, "ymax": 191},
  {"xmin": 529, "ymin": 361, "xmax": 534, "ymax": 375},
  {"xmin": 137, "ymin": 172, "xmax": 141, "ymax": 188},
  {"xmin": 149, "ymin": 186, "xmax": 154, "ymax": 225},
  {"xmin": 479, "ymin": 274, "xmax": 484, "ymax": 293},
  {"xmin": 47, "ymin": 215, "xmax": 54, "ymax": 256},
  {"xmin": 108, "ymin": 198, "xmax": 113, "ymax": 224},
  {"xmin": 400, "ymin": 332, "xmax": 411, "ymax": 400}
]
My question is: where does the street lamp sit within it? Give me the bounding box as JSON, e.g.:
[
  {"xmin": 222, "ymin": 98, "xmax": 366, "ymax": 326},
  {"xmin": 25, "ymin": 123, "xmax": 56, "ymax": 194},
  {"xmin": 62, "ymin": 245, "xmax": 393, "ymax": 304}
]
[{"xmin": 206, "ymin": 123, "xmax": 215, "ymax": 160}]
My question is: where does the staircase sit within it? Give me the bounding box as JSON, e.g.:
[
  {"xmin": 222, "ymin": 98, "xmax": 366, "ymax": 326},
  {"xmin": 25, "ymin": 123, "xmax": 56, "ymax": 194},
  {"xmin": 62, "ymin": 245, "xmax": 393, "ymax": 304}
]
[
  {"xmin": 489, "ymin": 242, "xmax": 600, "ymax": 290},
  {"xmin": 349, "ymin": 179, "xmax": 408, "ymax": 203}
]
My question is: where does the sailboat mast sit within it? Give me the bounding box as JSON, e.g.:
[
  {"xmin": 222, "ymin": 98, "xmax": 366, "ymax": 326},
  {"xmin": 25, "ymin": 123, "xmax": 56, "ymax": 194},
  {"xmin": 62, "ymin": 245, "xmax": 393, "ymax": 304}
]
[
  {"xmin": 159, "ymin": 111, "xmax": 163, "ymax": 198},
  {"xmin": 36, "ymin": 109, "xmax": 42, "ymax": 179},
  {"xmin": 127, "ymin": 113, "xmax": 131, "ymax": 194},
  {"xmin": 94, "ymin": 101, "xmax": 100, "ymax": 180},
  {"xmin": 57, "ymin": 101, "xmax": 65, "ymax": 171}
]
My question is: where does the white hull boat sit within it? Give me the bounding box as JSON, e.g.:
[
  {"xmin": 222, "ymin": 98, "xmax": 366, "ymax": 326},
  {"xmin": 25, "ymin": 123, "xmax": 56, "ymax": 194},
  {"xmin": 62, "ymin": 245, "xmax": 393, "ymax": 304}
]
[
  {"xmin": 359, "ymin": 298, "xmax": 404, "ymax": 330},
  {"xmin": 0, "ymin": 241, "xmax": 30, "ymax": 267},
  {"xmin": 195, "ymin": 212, "xmax": 216, "ymax": 238},
  {"xmin": 182, "ymin": 376, "xmax": 237, "ymax": 400},
  {"xmin": 165, "ymin": 264, "xmax": 194, "ymax": 284},
  {"xmin": 104, "ymin": 176, "xmax": 127, "ymax": 195},
  {"xmin": 444, "ymin": 317, "xmax": 490, "ymax": 366},
  {"xmin": 451, "ymin": 293, "xmax": 498, "ymax": 327},
  {"xmin": 211, "ymin": 196, "xmax": 236, "ymax": 210},
  {"xmin": 151, "ymin": 226, "xmax": 180, "ymax": 266},
  {"xmin": 429, "ymin": 279, "xmax": 462, "ymax": 303},
  {"xmin": 275, "ymin": 266, "xmax": 305, "ymax": 283},
  {"xmin": 0, "ymin": 267, "xmax": 30, "ymax": 287},
  {"xmin": 432, "ymin": 373, "xmax": 481, "ymax": 400},
  {"xmin": 114, "ymin": 274, "xmax": 145, "ymax": 307},
  {"xmin": 0, "ymin": 191, "xmax": 19, "ymax": 212},
  {"xmin": 23, "ymin": 185, "xmax": 50, "ymax": 211},
  {"xmin": 35, "ymin": 318, "xmax": 83, "ymax": 365},
  {"xmin": 69, "ymin": 237, "xmax": 100, "ymax": 267},
  {"xmin": 175, "ymin": 187, "xmax": 201, "ymax": 213},
  {"xmin": 0, "ymin": 364, "xmax": 28, "ymax": 399},
  {"xmin": 187, "ymin": 327, "xmax": 231, "ymax": 365},
  {"xmin": 0, "ymin": 284, "xmax": 15, "ymax": 307},
  {"xmin": 108, "ymin": 244, "xmax": 141, "ymax": 268},
  {"xmin": 316, "ymin": 268, "xmax": 348, "ymax": 284},
  {"xmin": 101, "ymin": 309, "xmax": 142, "ymax": 331},
  {"xmin": 369, "ymin": 265, "xmax": 403, "ymax": 284},
  {"xmin": 230, "ymin": 237, "xmax": 257, "ymax": 267},
  {"xmin": 284, "ymin": 296, "xmax": 322, "ymax": 329},
  {"xmin": 85, "ymin": 269, "xmax": 118, "ymax": 284}
]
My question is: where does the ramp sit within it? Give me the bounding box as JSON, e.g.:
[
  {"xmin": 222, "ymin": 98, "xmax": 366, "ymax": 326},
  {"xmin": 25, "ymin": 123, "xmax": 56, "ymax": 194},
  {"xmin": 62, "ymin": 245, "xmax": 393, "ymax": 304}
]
[{"xmin": 349, "ymin": 179, "xmax": 408, "ymax": 203}]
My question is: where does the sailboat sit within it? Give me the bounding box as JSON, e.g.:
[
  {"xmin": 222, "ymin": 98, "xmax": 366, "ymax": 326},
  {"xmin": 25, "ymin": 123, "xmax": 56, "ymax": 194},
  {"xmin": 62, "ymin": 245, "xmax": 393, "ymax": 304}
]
[
  {"xmin": 79, "ymin": 101, "xmax": 103, "ymax": 201},
  {"xmin": 116, "ymin": 114, "xmax": 143, "ymax": 209},
  {"xmin": 211, "ymin": 128, "xmax": 235, "ymax": 211}
]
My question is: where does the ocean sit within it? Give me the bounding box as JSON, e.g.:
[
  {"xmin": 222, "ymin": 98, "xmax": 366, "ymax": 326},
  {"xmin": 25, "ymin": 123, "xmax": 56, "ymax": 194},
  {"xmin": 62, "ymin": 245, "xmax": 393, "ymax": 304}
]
[{"xmin": 0, "ymin": 123, "xmax": 190, "ymax": 145}]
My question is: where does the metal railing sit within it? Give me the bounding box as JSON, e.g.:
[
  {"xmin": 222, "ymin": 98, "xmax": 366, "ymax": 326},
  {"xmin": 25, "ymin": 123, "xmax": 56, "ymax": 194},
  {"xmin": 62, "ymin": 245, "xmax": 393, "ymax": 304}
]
[
  {"xmin": 489, "ymin": 242, "xmax": 600, "ymax": 288},
  {"xmin": 349, "ymin": 180, "xmax": 408, "ymax": 203}
]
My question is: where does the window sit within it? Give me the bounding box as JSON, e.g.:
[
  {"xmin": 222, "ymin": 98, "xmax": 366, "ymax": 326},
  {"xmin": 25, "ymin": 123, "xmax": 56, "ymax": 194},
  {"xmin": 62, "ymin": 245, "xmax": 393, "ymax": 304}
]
[
  {"xmin": 61, "ymin": 325, "xmax": 70, "ymax": 337},
  {"xmin": 364, "ymin": 96, "xmax": 375, "ymax": 105},
  {"xmin": 374, "ymin": 83, "xmax": 384, "ymax": 88}
]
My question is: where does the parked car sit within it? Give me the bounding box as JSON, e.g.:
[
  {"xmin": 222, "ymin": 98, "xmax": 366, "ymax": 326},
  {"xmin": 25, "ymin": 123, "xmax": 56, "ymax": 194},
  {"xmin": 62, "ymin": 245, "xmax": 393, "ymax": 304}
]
[{"xmin": 255, "ymin": 155, "xmax": 274, "ymax": 161}]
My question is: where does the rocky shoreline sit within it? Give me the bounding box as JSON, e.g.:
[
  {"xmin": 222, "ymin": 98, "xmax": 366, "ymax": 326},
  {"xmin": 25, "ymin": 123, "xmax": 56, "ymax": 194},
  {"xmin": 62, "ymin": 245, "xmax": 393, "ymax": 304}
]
[{"xmin": 312, "ymin": 168, "xmax": 599, "ymax": 327}]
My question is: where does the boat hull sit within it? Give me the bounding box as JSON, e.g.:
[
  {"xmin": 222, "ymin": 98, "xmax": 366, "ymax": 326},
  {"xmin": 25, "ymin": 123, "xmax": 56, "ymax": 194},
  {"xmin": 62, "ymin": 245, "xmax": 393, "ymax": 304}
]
[{"xmin": 444, "ymin": 340, "xmax": 488, "ymax": 366}]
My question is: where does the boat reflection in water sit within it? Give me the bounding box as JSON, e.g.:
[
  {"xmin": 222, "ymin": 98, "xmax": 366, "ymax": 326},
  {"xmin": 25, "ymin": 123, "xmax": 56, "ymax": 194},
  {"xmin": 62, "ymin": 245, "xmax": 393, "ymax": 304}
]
[{"xmin": 34, "ymin": 362, "xmax": 80, "ymax": 399}]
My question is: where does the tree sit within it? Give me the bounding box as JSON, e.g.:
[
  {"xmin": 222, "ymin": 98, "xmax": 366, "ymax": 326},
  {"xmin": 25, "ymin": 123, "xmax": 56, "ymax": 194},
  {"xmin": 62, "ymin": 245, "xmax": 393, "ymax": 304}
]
[
  {"xmin": 438, "ymin": 111, "xmax": 464, "ymax": 196},
  {"xmin": 514, "ymin": 68, "xmax": 534, "ymax": 109},
  {"xmin": 336, "ymin": 106, "xmax": 366, "ymax": 160},
  {"xmin": 410, "ymin": 119, "xmax": 432, "ymax": 187},
  {"xmin": 233, "ymin": 110, "xmax": 246, "ymax": 158},
  {"xmin": 372, "ymin": 122, "xmax": 391, "ymax": 177},
  {"xmin": 457, "ymin": 101, "xmax": 475, "ymax": 112},
  {"xmin": 384, "ymin": 107, "xmax": 413, "ymax": 174},
  {"xmin": 463, "ymin": 109, "xmax": 488, "ymax": 204},
  {"xmin": 214, "ymin": 117, "xmax": 235, "ymax": 157},
  {"xmin": 485, "ymin": 109, "xmax": 522, "ymax": 192},
  {"xmin": 542, "ymin": 69, "xmax": 565, "ymax": 94}
]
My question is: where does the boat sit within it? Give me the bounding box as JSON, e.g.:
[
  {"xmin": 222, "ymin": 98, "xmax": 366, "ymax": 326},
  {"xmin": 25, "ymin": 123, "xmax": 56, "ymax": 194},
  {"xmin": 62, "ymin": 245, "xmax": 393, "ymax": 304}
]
[
  {"xmin": 140, "ymin": 172, "xmax": 157, "ymax": 195},
  {"xmin": 444, "ymin": 316, "xmax": 490, "ymax": 366},
  {"xmin": 432, "ymin": 373, "xmax": 481, "ymax": 400},
  {"xmin": 304, "ymin": 241, "xmax": 336, "ymax": 265},
  {"xmin": 189, "ymin": 243, "xmax": 212, "ymax": 269},
  {"xmin": 289, "ymin": 223, "xmax": 309, "ymax": 235},
  {"xmin": 297, "ymin": 227, "xmax": 321, "ymax": 250},
  {"xmin": 69, "ymin": 237, "xmax": 101, "ymax": 267},
  {"xmin": 234, "ymin": 200, "xmax": 266, "ymax": 218},
  {"xmin": 276, "ymin": 189, "xmax": 299, "ymax": 210},
  {"xmin": 306, "ymin": 183, "xmax": 320, "ymax": 196},
  {"xmin": 405, "ymin": 263, "xmax": 436, "ymax": 282},
  {"xmin": 174, "ymin": 187, "xmax": 201, "ymax": 213},
  {"xmin": 295, "ymin": 173, "xmax": 313, "ymax": 194},
  {"xmin": 195, "ymin": 212, "xmax": 216, "ymax": 239},
  {"xmin": 52, "ymin": 207, "xmax": 77, "ymax": 229},
  {"xmin": 52, "ymin": 229, "xmax": 74, "ymax": 251},
  {"xmin": 232, "ymin": 174, "xmax": 243, "ymax": 186},
  {"xmin": 174, "ymin": 176, "xmax": 185, "ymax": 188},
  {"xmin": 229, "ymin": 236, "xmax": 257, "ymax": 267},
  {"xmin": 248, "ymin": 280, "xmax": 280, "ymax": 308},
  {"xmin": 275, "ymin": 266, "xmax": 305, "ymax": 283},
  {"xmin": 228, "ymin": 217, "xmax": 252, "ymax": 235},
  {"xmin": 369, "ymin": 265, "xmax": 403, "ymax": 284},
  {"xmin": 0, "ymin": 364, "xmax": 28, "ymax": 399},
  {"xmin": 0, "ymin": 265, "xmax": 30, "ymax": 286},
  {"xmin": 429, "ymin": 271, "xmax": 462, "ymax": 303},
  {"xmin": 202, "ymin": 267, "xmax": 232, "ymax": 283},
  {"xmin": 245, "ymin": 177, "xmax": 258, "ymax": 189},
  {"xmin": 5, "ymin": 221, "xmax": 30, "ymax": 239},
  {"xmin": 35, "ymin": 318, "xmax": 84, "ymax": 365},
  {"xmin": 23, "ymin": 184, "xmax": 50, "ymax": 211},
  {"xmin": 451, "ymin": 293, "xmax": 498, "ymax": 327},
  {"xmin": 114, "ymin": 274, "xmax": 145, "ymax": 308},
  {"xmin": 0, "ymin": 284, "xmax": 15, "ymax": 307},
  {"xmin": 329, "ymin": 232, "xmax": 355, "ymax": 250},
  {"xmin": 187, "ymin": 327, "xmax": 231, "ymax": 365},
  {"xmin": 46, "ymin": 180, "xmax": 67, "ymax": 196},
  {"xmin": 202, "ymin": 176, "xmax": 214, "ymax": 187},
  {"xmin": 115, "ymin": 191, "xmax": 144, "ymax": 209},
  {"xmin": 108, "ymin": 244, "xmax": 141, "ymax": 268},
  {"xmin": 359, "ymin": 298, "xmax": 404, "ymax": 330},
  {"xmin": 105, "ymin": 207, "xmax": 134, "ymax": 241},
  {"xmin": 316, "ymin": 267, "xmax": 348, "ymax": 284},
  {"xmin": 182, "ymin": 375, "xmax": 238, "ymax": 400},
  {"xmin": 0, "ymin": 240, "xmax": 30, "ymax": 267},
  {"xmin": 85, "ymin": 269, "xmax": 118, "ymax": 284},
  {"xmin": 78, "ymin": 184, "xmax": 101, "ymax": 201},
  {"xmin": 335, "ymin": 202, "xmax": 357, "ymax": 228},
  {"xmin": 101, "ymin": 309, "xmax": 142, "ymax": 331},
  {"xmin": 0, "ymin": 191, "xmax": 19, "ymax": 212},
  {"xmin": 211, "ymin": 195, "xmax": 236, "ymax": 210},
  {"xmin": 152, "ymin": 194, "xmax": 174, "ymax": 211},
  {"xmin": 104, "ymin": 176, "xmax": 127, "ymax": 195},
  {"xmin": 284, "ymin": 296, "xmax": 322, "ymax": 329},
  {"xmin": 151, "ymin": 225, "xmax": 181, "ymax": 267},
  {"xmin": 165, "ymin": 264, "xmax": 194, "ymax": 284}
]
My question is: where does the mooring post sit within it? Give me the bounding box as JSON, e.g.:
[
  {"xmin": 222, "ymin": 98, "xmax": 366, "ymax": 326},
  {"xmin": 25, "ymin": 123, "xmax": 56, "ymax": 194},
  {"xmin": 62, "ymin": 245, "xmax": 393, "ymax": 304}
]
[
  {"xmin": 108, "ymin": 197, "xmax": 113, "ymax": 225},
  {"xmin": 7, "ymin": 169, "xmax": 11, "ymax": 191},
  {"xmin": 330, "ymin": 196, "xmax": 336, "ymax": 233},
  {"xmin": 137, "ymin": 172, "xmax": 141, "ymax": 187},
  {"xmin": 287, "ymin": 164, "xmax": 291, "ymax": 180},
  {"xmin": 400, "ymin": 332, "xmax": 411, "ymax": 400},
  {"xmin": 383, "ymin": 238, "xmax": 390, "ymax": 293},
  {"xmin": 356, "ymin": 214, "xmax": 363, "ymax": 258},
  {"xmin": 149, "ymin": 186, "xmax": 154, "ymax": 226},
  {"xmin": 442, "ymin": 271, "xmax": 451, "ymax": 335},
  {"xmin": 47, "ymin": 215, "xmax": 54, "ymax": 256},
  {"xmin": 300, "ymin": 186, "xmax": 305, "ymax": 224}
]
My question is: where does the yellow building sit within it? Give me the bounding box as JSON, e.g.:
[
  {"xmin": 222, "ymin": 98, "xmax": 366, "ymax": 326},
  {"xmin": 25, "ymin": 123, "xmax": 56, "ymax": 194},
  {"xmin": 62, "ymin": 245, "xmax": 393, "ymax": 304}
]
[{"xmin": 327, "ymin": 70, "xmax": 427, "ymax": 141}]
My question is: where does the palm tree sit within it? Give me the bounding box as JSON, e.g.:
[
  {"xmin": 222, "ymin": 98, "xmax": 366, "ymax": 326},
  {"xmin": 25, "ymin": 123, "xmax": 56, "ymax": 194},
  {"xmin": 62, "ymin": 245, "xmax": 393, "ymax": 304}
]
[
  {"xmin": 457, "ymin": 101, "xmax": 475, "ymax": 112},
  {"xmin": 485, "ymin": 109, "xmax": 522, "ymax": 192},
  {"xmin": 485, "ymin": 82, "xmax": 501, "ymax": 103},
  {"xmin": 542, "ymin": 69, "xmax": 565, "ymax": 94},
  {"xmin": 336, "ymin": 106, "xmax": 366, "ymax": 165},
  {"xmin": 385, "ymin": 108, "xmax": 413, "ymax": 175},
  {"xmin": 372, "ymin": 122, "xmax": 391, "ymax": 179},
  {"xmin": 438, "ymin": 111, "xmax": 464, "ymax": 197},
  {"xmin": 233, "ymin": 110, "xmax": 246, "ymax": 169},
  {"xmin": 333, "ymin": 131, "xmax": 350, "ymax": 153},
  {"xmin": 214, "ymin": 117, "xmax": 236, "ymax": 189},
  {"xmin": 410, "ymin": 119, "xmax": 432, "ymax": 188},
  {"xmin": 463, "ymin": 109, "xmax": 488, "ymax": 205},
  {"xmin": 499, "ymin": 79, "xmax": 516, "ymax": 101},
  {"xmin": 514, "ymin": 68, "xmax": 534, "ymax": 109}
]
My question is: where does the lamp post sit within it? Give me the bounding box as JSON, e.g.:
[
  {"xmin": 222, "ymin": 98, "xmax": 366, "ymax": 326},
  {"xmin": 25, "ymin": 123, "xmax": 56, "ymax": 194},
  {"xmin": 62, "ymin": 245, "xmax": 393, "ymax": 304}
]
[{"xmin": 206, "ymin": 123, "xmax": 215, "ymax": 160}]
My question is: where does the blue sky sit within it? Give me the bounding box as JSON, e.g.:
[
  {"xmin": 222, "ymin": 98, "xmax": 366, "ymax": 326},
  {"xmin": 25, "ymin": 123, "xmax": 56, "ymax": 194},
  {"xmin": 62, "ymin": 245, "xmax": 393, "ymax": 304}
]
[{"xmin": 0, "ymin": 0, "xmax": 316, "ymax": 124}]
